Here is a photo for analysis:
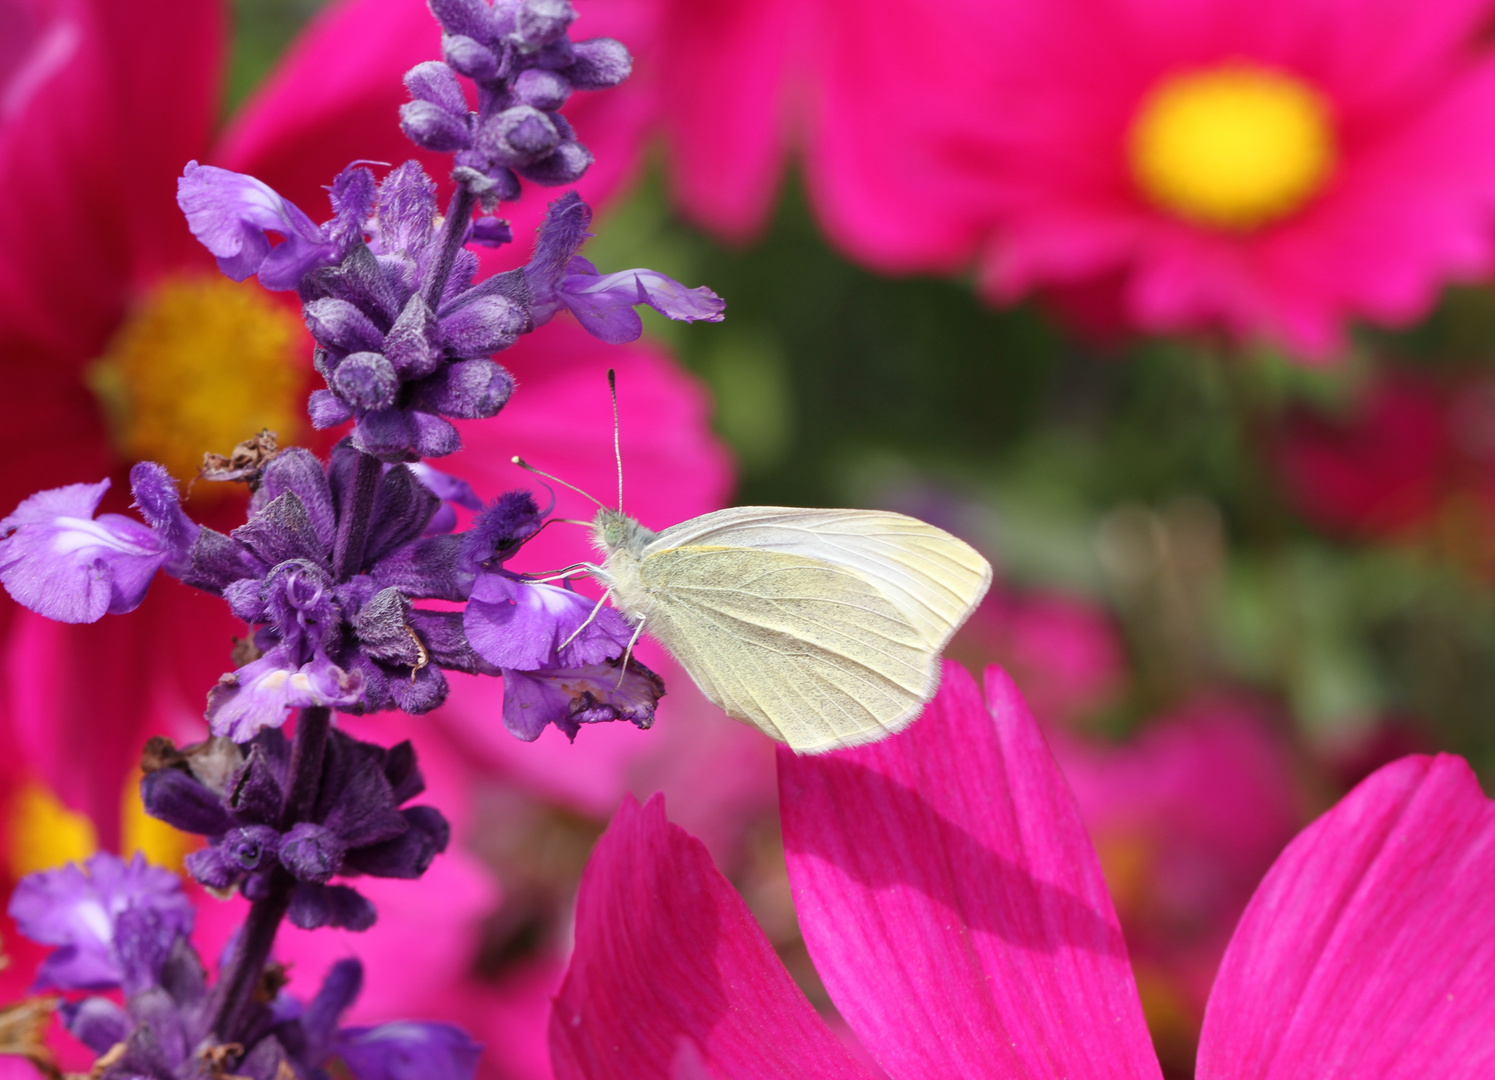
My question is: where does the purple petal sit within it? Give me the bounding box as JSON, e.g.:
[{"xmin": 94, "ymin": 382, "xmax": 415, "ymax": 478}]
[
  {"xmin": 560, "ymin": 258, "xmax": 726, "ymax": 345},
  {"xmin": 337, "ymin": 1021, "xmax": 482, "ymax": 1080},
  {"xmin": 177, "ymin": 161, "xmax": 337, "ymax": 290},
  {"xmin": 0, "ymin": 479, "xmax": 170, "ymax": 623},
  {"xmin": 129, "ymin": 462, "xmax": 199, "ymax": 575},
  {"xmin": 8, "ymin": 853, "xmax": 194, "ymax": 993},
  {"xmin": 463, "ymin": 573, "xmax": 630, "ymax": 670},
  {"xmin": 501, "ymin": 659, "xmax": 664, "ymax": 742},
  {"xmin": 523, "ymin": 191, "xmax": 592, "ymax": 321},
  {"xmin": 206, "ymin": 648, "xmax": 364, "ymax": 741}
]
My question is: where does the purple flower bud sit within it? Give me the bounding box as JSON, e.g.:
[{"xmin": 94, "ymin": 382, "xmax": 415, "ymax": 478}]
[
  {"xmin": 516, "ymin": 139, "xmax": 593, "ymax": 184},
  {"xmin": 513, "ymin": 0, "xmax": 575, "ymax": 47},
  {"xmin": 440, "ymin": 293, "xmax": 528, "ymax": 356},
  {"xmin": 305, "ymin": 297, "xmax": 385, "ymax": 353},
  {"xmin": 333, "ymin": 352, "xmax": 401, "ymax": 411},
  {"xmin": 140, "ymin": 768, "xmax": 233, "ymax": 835},
  {"xmin": 177, "ymin": 162, "xmax": 340, "ymax": 290},
  {"xmin": 513, "ymin": 67, "xmax": 571, "ymax": 110},
  {"xmin": 566, "ymin": 37, "xmax": 632, "ymax": 90},
  {"xmin": 413, "ymin": 359, "xmax": 514, "ymax": 420},
  {"xmin": 374, "ymin": 162, "xmax": 440, "ymax": 258},
  {"xmin": 224, "ymin": 825, "xmax": 282, "ymax": 870},
  {"xmin": 289, "ymin": 883, "xmax": 377, "ymax": 932},
  {"xmin": 382, "ymin": 295, "xmax": 442, "ymax": 379},
  {"xmin": 0, "ymin": 479, "xmax": 176, "ymax": 623},
  {"xmin": 443, "ymin": 33, "xmax": 499, "ymax": 80},
  {"xmin": 184, "ymin": 845, "xmax": 241, "ymax": 891},
  {"xmin": 310, "ymin": 388, "xmax": 356, "ymax": 429},
  {"xmin": 400, "ymin": 100, "xmax": 472, "ymax": 153},
  {"xmin": 468, "ymin": 215, "xmax": 513, "ymax": 247},
  {"xmin": 479, "ymin": 105, "xmax": 560, "ymax": 166},
  {"xmin": 429, "ymin": 0, "xmax": 494, "ymax": 41},
  {"xmin": 280, "ymin": 823, "xmax": 348, "ymax": 884},
  {"xmin": 337, "ymin": 1022, "xmax": 482, "ymax": 1080},
  {"xmin": 63, "ymin": 998, "xmax": 131, "ymax": 1056},
  {"xmin": 404, "ymin": 60, "xmax": 468, "ymax": 115}
]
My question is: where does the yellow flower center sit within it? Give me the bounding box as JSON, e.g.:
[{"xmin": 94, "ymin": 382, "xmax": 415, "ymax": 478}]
[
  {"xmin": 1128, "ymin": 64, "xmax": 1336, "ymax": 231},
  {"xmin": 7, "ymin": 782, "xmax": 96, "ymax": 880},
  {"xmin": 88, "ymin": 277, "xmax": 306, "ymax": 487}
]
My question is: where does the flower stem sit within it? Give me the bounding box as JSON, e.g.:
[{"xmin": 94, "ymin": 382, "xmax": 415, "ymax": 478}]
[
  {"xmin": 333, "ymin": 450, "xmax": 381, "ymax": 581},
  {"xmin": 423, "ymin": 184, "xmax": 477, "ymax": 310},
  {"xmin": 210, "ymin": 705, "xmax": 332, "ymax": 1044}
]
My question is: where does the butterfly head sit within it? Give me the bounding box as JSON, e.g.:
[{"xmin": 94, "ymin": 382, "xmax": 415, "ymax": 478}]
[{"xmin": 592, "ymin": 507, "xmax": 654, "ymax": 557}]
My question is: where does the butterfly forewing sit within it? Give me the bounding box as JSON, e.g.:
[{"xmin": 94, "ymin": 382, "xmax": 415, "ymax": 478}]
[
  {"xmin": 644, "ymin": 507, "xmax": 991, "ymax": 648},
  {"xmin": 636, "ymin": 544, "xmax": 938, "ymax": 752}
]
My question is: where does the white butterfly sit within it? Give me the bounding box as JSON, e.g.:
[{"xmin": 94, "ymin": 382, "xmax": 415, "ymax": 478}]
[{"xmin": 586, "ymin": 504, "xmax": 992, "ymax": 754}]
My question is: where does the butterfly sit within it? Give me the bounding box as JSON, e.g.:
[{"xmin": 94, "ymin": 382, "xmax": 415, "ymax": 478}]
[{"xmin": 585, "ymin": 504, "xmax": 992, "ymax": 753}]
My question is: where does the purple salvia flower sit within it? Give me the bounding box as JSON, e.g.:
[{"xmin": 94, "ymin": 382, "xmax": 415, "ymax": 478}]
[
  {"xmin": 8, "ymin": 853, "xmax": 194, "ymax": 993},
  {"xmin": 0, "ymin": 465, "xmax": 197, "ymax": 624},
  {"xmin": 176, "ymin": 162, "xmax": 364, "ymax": 291},
  {"xmin": 525, "ymin": 193, "xmax": 725, "ymax": 344},
  {"xmin": 148, "ymin": 727, "xmax": 449, "ymax": 931}
]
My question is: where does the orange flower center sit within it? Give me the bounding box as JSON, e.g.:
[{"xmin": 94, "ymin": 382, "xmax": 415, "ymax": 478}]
[
  {"xmin": 87, "ymin": 277, "xmax": 306, "ymax": 487},
  {"xmin": 1128, "ymin": 63, "xmax": 1336, "ymax": 231}
]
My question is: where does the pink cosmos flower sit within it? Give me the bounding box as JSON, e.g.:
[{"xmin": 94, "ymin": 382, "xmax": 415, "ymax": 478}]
[
  {"xmin": 551, "ymin": 662, "xmax": 1495, "ymax": 1079},
  {"xmin": 1276, "ymin": 372, "xmax": 1495, "ymax": 556},
  {"xmin": 813, "ymin": 0, "xmax": 1495, "ymax": 359}
]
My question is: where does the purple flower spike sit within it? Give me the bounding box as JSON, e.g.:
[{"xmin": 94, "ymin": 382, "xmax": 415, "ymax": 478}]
[
  {"xmin": 0, "ymin": 478, "xmax": 183, "ymax": 623},
  {"xmin": 337, "ymin": 1022, "xmax": 483, "ymax": 1080},
  {"xmin": 525, "ymin": 193, "xmax": 723, "ymax": 343},
  {"xmin": 177, "ymin": 162, "xmax": 346, "ymax": 290},
  {"xmin": 207, "ymin": 646, "xmax": 364, "ymax": 741},
  {"xmin": 8, "ymin": 853, "xmax": 194, "ymax": 993}
]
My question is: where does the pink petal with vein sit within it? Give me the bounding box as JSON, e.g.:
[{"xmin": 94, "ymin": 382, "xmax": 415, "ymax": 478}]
[
  {"xmin": 550, "ymin": 794, "xmax": 874, "ymax": 1080},
  {"xmin": 779, "ymin": 663, "xmax": 1160, "ymax": 1080},
  {"xmin": 1198, "ymin": 753, "xmax": 1495, "ymax": 1080}
]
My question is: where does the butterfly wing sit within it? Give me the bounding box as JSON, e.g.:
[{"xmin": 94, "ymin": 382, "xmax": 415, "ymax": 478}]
[
  {"xmin": 634, "ymin": 544, "xmax": 940, "ymax": 752},
  {"xmin": 645, "ymin": 507, "xmax": 993, "ymax": 649},
  {"xmin": 630, "ymin": 508, "xmax": 992, "ymax": 753}
]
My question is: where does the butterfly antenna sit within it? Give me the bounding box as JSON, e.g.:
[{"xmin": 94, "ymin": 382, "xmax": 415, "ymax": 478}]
[
  {"xmin": 512, "ymin": 456, "xmax": 606, "ymax": 510},
  {"xmin": 608, "ymin": 368, "xmax": 623, "ymax": 513}
]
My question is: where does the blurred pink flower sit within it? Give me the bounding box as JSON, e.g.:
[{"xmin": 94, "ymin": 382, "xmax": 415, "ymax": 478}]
[
  {"xmin": 1276, "ymin": 373, "xmax": 1495, "ymax": 555},
  {"xmin": 817, "ymin": 0, "xmax": 1495, "ymax": 359},
  {"xmin": 551, "ymin": 662, "xmax": 1495, "ymax": 1080},
  {"xmin": 1047, "ymin": 698, "xmax": 1303, "ymax": 1068}
]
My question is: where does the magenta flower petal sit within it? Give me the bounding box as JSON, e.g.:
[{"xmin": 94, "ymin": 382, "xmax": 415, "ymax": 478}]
[
  {"xmin": 550, "ymin": 794, "xmax": 877, "ymax": 1080},
  {"xmin": 1197, "ymin": 753, "xmax": 1495, "ymax": 1080},
  {"xmin": 778, "ymin": 663, "xmax": 1160, "ymax": 1080}
]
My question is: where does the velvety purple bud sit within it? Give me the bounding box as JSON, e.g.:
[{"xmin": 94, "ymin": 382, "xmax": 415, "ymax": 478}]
[
  {"xmin": 469, "ymin": 216, "xmax": 512, "ymax": 247},
  {"xmin": 224, "ymin": 825, "xmax": 281, "ymax": 871},
  {"xmin": 280, "ymin": 823, "xmax": 347, "ymax": 884},
  {"xmin": 300, "ymin": 241, "xmax": 401, "ymax": 325},
  {"xmin": 525, "ymin": 191, "xmax": 590, "ymax": 300},
  {"xmin": 515, "ymin": 139, "xmax": 593, "ymax": 185},
  {"xmin": 440, "ymin": 294, "xmax": 526, "ymax": 356},
  {"xmin": 183, "ymin": 847, "xmax": 237, "ymax": 890},
  {"xmin": 261, "ymin": 448, "xmax": 338, "ymax": 551},
  {"xmin": 327, "ymin": 164, "xmax": 378, "ymax": 252},
  {"xmin": 333, "ymin": 352, "xmax": 400, "ymax": 411},
  {"xmin": 503, "ymin": 658, "xmax": 663, "ymax": 741},
  {"xmin": 337, "ymin": 1022, "xmax": 482, "ymax": 1080},
  {"xmin": 232, "ymin": 492, "xmax": 327, "ymax": 571},
  {"xmin": 404, "ymin": 60, "xmax": 468, "ymax": 115},
  {"xmin": 351, "ymin": 587, "xmax": 422, "ymax": 666},
  {"xmin": 558, "ymin": 257, "xmax": 726, "ymax": 344},
  {"xmin": 0, "ymin": 479, "xmax": 171, "ymax": 624},
  {"xmin": 465, "ymin": 573, "xmax": 631, "ymax": 670},
  {"xmin": 479, "ymin": 105, "xmax": 559, "ymax": 166},
  {"xmin": 383, "ymin": 295, "xmax": 441, "ymax": 379},
  {"xmin": 370, "ymin": 534, "xmax": 472, "ymax": 601},
  {"xmin": 289, "ymin": 883, "xmax": 377, "ymax": 932},
  {"xmin": 513, "ymin": 67, "xmax": 570, "ymax": 110},
  {"xmin": 459, "ymin": 491, "xmax": 542, "ymax": 572},
  {"xmin": 400, "ymin": 100, "xmax": 471, "ymax": 153},
  {"xmin": 207, "ymin": 648, "xmax": 364, "ymax": 741},
  {"xmin": 389, "ymin": 664, "xmax": 450, "ymax": 714},
  {"xmin": 429, "ymin": 0, "xmax": 494, "ymax": 40},
  {"xmin": 375, "ymin": 162, "xmax": 440, "ymax": 257},
  {"xmin": 305, "ymin": 297, "xmax": 385, "ymax": 353},
  {"xmin": 177, "ymin": 162, "xmax": 335, "ymax": 290},
  {"xmin": 415, "ymin": 359, "xmax": 514, "ymax": 420},
  {"xmin": 567, "ymin": 37, "xmax": 632, "ymax": 89},
  {"xmin": 63, "ymin": 998, "xmax": 131, "ymax": 1056},
  {"xmin": 228, "ymin": 738, "xmax": 289, "ymax": 825},
  {"xmin": 414, "ymin": 412, "xmax": 463, "ymax": 458},
  {"xmin": 128, "ymin": 463, "xmax": 199, "ymax": 575},
  {"xmin": 309, "ymin": 389, "xmax": 356, "ymax": 429},
  {"xmin": 513, "ymin": 0, "xmax": 575, "ymax": 46},
  {"xmin": 139, "ymin": 769, "xmax": 233, "ymax": 835},
  {"xmin": 443, "ymin": 33, "xmax": 498, "ymax": 80}
]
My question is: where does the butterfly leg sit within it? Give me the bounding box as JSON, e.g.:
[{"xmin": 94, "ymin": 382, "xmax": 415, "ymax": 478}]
[
  {"xmin": 557, "ymin": 588, "xmax": 613, "ymax": 650},
  {"xmin": 616, "ymin": 616, "xmax": 646, "ymax": 688}
]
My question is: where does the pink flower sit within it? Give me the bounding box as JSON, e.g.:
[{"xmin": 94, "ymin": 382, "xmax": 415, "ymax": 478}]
[
  {"xmin": 552, "ymin": 662, "xmax": 1495, "ymax": 1078},
  {"xmin": 1276, "ymin": 372, "xmax": 1495, "ymax": 554},
  {"xmin": 816, "ymin": 0, "xmax": 1495, "ymax": 359}
]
